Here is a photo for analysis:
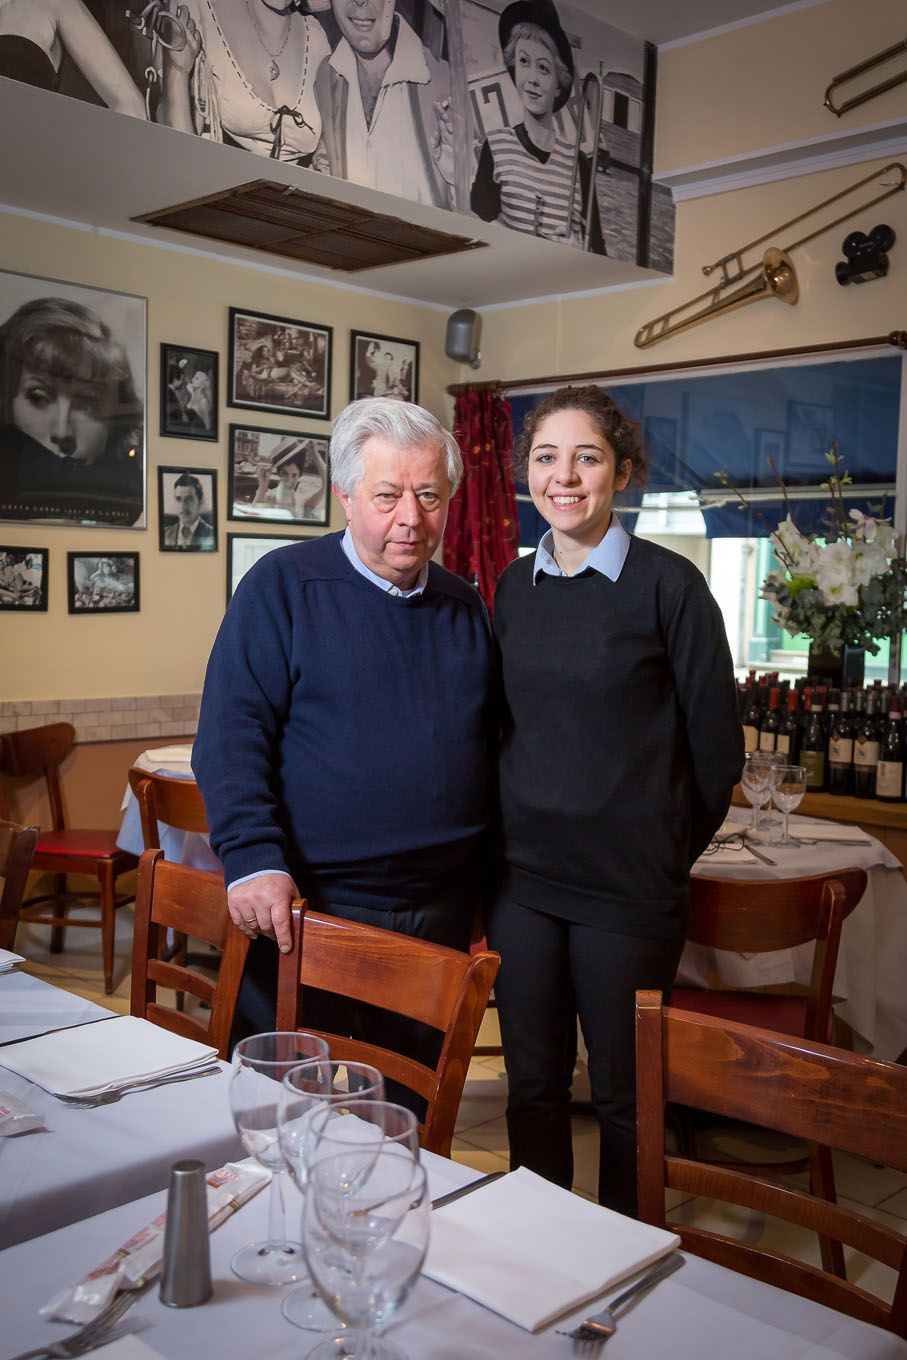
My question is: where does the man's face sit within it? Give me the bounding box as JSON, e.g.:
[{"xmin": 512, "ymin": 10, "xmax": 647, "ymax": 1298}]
[
  {"xmin": 336, "ymin": 435, "xmax": 450, "ymax": 589},
  {"xmin": 332, "ymin": 0, "xmax": 395, "ymax": 56},
  {"xmin": 174, "ymin": 483, "xmax": 201, "ymax": 523}
]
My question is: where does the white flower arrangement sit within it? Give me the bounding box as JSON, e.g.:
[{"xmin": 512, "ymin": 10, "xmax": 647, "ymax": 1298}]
[{"xmin": 720, "ymin": 443, "xmax": 907, "ymax": 655}]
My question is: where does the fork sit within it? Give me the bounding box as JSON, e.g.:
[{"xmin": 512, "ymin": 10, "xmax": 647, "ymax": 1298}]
[
  {"xmin": 556, "ymin": 1252, "xmax": 684, "ymax": 1348},
  {"xmin": 56, "ymin": 1064, "xmax": 220, "ymax": 1107},
  {"xmin": 7, "ymin": 1284, "xmax": 141, "ymax": 1360}
]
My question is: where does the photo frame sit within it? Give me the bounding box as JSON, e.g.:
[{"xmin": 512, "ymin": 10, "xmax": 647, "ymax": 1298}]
[
  {"xmin": 227, "ymin": 425, "xmax": 330, "ymax": 526},
  {"xmin": 228, "ymin": 307, "xmax": 331, "ymax": 419},
  {"xmin": 68, "ymin": 552, "xmax": 139, "ymax": 613},
  {"xmin": 0, "ymin": 545, "xmax": 48, "ymax": 611},
  {"xmin": 755, "ymin": 428, "xmax": 785, "ymax": 465},
  {"xmin": 349, "ymin": 331, "xmax": 419, "ymax": 404},
  {"xmin": 0, "ymin": 268, "xmax": 146, "ymax": 529},
  {"xmin": 787, "ymin": 400, "xmax": 835, "ymax": 475},
  {"xmin": 226, "ymin": 533, "xmax": 302, "ymax": 603},
  {"xmin": 158, "ymin": 466, "xmax": 218, "ymax": 552},
  {"xmin": 160, "ymin": 343, "xmax": 218, "ymax": 441}
]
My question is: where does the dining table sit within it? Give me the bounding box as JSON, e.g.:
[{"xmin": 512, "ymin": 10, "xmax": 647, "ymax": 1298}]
[
  {"xmin": 0, "ymin": 973, "xmax": 242, "ymax": 1250},
  {"xmin": 2, "ymin": 1152, "xmax": 906, "ymax": 1360},
  {"xmin": 686, "ymin": 806, "xmax": 907, "ymax": 1061}
]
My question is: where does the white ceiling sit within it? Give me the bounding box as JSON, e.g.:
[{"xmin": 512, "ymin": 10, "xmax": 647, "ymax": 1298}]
[{"xmin": 0, "ymin": 1, "xmax": 792, "ymax": 310}]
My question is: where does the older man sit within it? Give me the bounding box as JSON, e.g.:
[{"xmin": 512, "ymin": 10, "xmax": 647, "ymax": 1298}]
[{"xmin": 193, "ymin": 398, "xmax": 496, "ymax": 1043}]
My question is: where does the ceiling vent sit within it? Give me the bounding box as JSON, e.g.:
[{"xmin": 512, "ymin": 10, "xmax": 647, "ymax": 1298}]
[{"xmin": 133, "ymin": 179, "xmax": 486, "ymax": 272}]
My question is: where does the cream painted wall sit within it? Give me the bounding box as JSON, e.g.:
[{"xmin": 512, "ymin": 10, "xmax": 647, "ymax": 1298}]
[{"xmin": 1, "ymin": 214, "xmax": 458, "ymax": 701}]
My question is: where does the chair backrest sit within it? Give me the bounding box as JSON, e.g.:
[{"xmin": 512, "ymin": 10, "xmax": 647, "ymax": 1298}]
[
  {"xmin": 0, "ymin": 818, "xmax": 39, "ymax": 951},
  {"xmin": 636, "ymin": 990, "xmax": 907, "ymax": 1337},
  {"xmin": 0, "ymin": 722, "xmax": 75, "ymax": 829},
  {"xmin": 687, "ymin": 869, "xmax": 867, "ymax": 1039},
  {"xmin": 127, "ymin": 769, "xmax": 209, "ymax": 850},
  {"xmin": 131, "ymin": 849, "xmax": 249, "ymax": 1058},
  {"xmin": 276, "ymin": 906, "xmax": 500, "ymax": 1157}
]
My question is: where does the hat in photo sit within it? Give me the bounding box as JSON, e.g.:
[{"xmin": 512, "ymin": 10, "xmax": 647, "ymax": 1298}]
[
  {"xmin": 272, "ymin": 439, "xmax": 307, "ymax": 471},
  {"xmin": 499, "ymin": 0, "xmax": 575, "ymax": 112}
]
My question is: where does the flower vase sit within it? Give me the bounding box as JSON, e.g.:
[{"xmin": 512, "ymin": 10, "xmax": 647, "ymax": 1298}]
[{"xmin": 807, "ymin": 643, "xmax": 865, "ymax": 688}]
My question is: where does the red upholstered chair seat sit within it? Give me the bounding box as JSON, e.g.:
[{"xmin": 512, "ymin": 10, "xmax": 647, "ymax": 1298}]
[
  {"xmin": 36, "ymin": 829, "xmax": 126, "ymax": 859},
  {"xmin": 671, "ymin": 986, "xmax": 830, "ymax": 1043}
]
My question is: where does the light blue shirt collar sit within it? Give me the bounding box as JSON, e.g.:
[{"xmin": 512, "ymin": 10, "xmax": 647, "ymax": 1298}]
[
  {"xmin": 533, "ymin": 516, "xmax": 631, "ymax": 584},
  {"xmin": 342, "ymin": 527, "xmax": 428, "ymax": 597}
]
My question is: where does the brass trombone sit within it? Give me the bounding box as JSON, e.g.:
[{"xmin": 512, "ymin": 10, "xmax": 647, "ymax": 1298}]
[
  {"xmin": 564, "ymin": 73, "xmax": 603, "ymax": 251},
  {"xmin": 634, "ymin": 160, "xmax": 906, "ymax": 349},
  {"xmin": 825, "ymin": 36, "xmax": 907, "ymax": 117}
]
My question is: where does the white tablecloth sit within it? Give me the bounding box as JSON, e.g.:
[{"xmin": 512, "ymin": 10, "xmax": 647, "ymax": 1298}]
[
  {"xmin": 2, "ymin": 1158, "xmax": 905, "ymax": 1360},
  {"xmin": 0, "ymin": 971, "xmax": 113, "ymax": 1047},
  {"xmin": 684, "ymin": 810, "xmax": 907, "ymax": 1060},
  {"xmin": 116, "ymin": 746, "xmax": 219, "ymax": 871}
]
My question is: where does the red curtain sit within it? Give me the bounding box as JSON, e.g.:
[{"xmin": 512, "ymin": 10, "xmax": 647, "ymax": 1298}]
[{"xmin": 443, "ymin": 388, "xmax": 519, "ymax": 612}]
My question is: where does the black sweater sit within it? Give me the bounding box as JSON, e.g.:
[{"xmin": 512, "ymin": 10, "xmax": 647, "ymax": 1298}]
[{"xmin": 494, "ymin": 537, "xmax": 744, "ymax": 938}]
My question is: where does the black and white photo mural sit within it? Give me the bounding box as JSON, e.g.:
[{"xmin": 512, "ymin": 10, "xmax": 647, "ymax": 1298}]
[{"xmin": 2, "ymin": 0, "xmax": 673, "ymax": 270}]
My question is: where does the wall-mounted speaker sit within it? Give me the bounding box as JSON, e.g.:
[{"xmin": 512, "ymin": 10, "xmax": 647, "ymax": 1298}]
[{"xmin": 445, "ymin": 309, "xmax": 482, "ymax": 369}]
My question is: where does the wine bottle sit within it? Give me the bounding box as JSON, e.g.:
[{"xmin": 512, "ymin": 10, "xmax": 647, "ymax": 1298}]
[
  {"xmin": 800, "ymin": 694, "xmax": 826, "ymax": 792},
  {"xmin": 741, "ymin": 684, "xmax": 762, "ymax": 755},
  {"xmin": 853, "ymin": 689, "xmax": 880, "ymax": 799},
  {"xmin": 827, "ymin": 690, "xmax": 854, "ymax": 796},
  {"xmin": 759, "ymin": 686, "xmax": 781, "ymax": 752},
  {"xmin": 776, "ymin": 689, "xmax": 799, "ymax": 762},
  {"xmin": 876, "ymin": 698, "xmax": 906, "ymax": 802}
]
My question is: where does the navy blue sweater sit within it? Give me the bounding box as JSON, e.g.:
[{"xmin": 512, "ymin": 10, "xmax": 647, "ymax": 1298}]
[{"xmin": 193, "ymin": 533, "xmax": 496, "ymax": 912}]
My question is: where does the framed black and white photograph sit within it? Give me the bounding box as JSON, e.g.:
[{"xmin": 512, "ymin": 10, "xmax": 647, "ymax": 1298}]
[
  {"xmin": 0, "ymin": 268, "xmax": 146, "ymax": 529},
  {"xmin": 228, "ymin": 308, "xmax": 331, "ymax": 419},
  {"xmin": 350, "ymin": 332, "xmax": 419, "ymax": 403},
  {"xmin": 227, "ymin": 424, "xmax": 329, "ymax": 526},
  {"xmin": 0, "ymin": 545, "xmax": 48, "ymax": 611},
  {"xmin": 158, "ymin": 466, "xmax": 218, "ymax": 552},
  {"xmin": 67, "ymin": 552, "xmax": 139, "ymax": 613},
  {"xmin": 160, "ymin": 343, "xmax": 218, "ymax": 441},
  {"xmin": 226, "ymin": 533, "xmax": 302, "ymax": 603}
]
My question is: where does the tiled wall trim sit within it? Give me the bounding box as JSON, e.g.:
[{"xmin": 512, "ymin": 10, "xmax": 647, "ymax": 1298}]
[{"xmin": 0, "ymin": 696, "xmax": 200, "ymax": 745}]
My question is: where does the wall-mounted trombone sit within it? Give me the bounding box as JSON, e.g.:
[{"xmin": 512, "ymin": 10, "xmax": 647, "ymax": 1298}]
[
  {"xmin": 634, "ymin": 161, "xmax": 906, "ymax": 349},
  {"xmin": 564, "ymin": 73, "xmax": 603, "ymax": 251},
  {"xmin": 825, "ymin": 36, "xmax": 907, "ymax": 117}
]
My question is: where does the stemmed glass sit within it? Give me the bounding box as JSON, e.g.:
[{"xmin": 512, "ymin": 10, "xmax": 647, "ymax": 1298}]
[
  {"xmin": 770, "ymin": 764, "xmax": 809, "ymax": 845},
  {"xmin": 740, "ymin": 751, "xmax": 777, "ymax": 834},
  {"xmin": 277, "ymin": 1059, "xmax": 386, "ymax": 1330},
  {"xmin": 302, "ymin": 1148, "xmax": 430, "ymax": 1360},
  {"xmin": 228, "ymin": 1031, "xmax": 329, "ymax": 1285}
]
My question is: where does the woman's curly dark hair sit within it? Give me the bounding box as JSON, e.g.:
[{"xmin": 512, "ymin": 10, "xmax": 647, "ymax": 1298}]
[{"xmin": 513, "ymin": 385, "xmax": 649, "ymax": 487}]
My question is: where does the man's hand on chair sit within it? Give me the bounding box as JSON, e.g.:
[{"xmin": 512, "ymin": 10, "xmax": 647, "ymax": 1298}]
[{"xmin": 227, "ymin": 873, "xmax": 297, "ymax": 953}]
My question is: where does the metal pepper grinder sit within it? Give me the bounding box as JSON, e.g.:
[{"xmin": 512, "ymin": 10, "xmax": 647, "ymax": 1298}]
[{"xmin": 159, "ymin": 1159, "xmax": 213, "ymax": 1307}]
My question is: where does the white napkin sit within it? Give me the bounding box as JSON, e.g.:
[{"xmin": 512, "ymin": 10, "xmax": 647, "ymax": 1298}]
[
  {"xmin": 425, "ymin": 1167, "xmax": 680, "ymax": 1332},
  {"xmin": 791, "ymin": 821, "xmax": 872, "ymax": 843},
  {"xmin": 695, "ymin": 845, "xmax": 759, "ymax": 866},
  {"xmin": 0, "ymin": 948, "xmax": 25, "ymax": 972},
  {"xmin": 0, "ymin": 1015, "xmax": 218, "ymax": 1097},
  {"xmin": 77, "ymin": 1340, "xmax": 166, "ymax": 1360}
]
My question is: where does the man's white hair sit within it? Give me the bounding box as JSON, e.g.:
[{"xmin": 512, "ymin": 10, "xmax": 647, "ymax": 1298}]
[{"xmin": 330, "ymin": 398, "xmax": 463, "ymax": 496}]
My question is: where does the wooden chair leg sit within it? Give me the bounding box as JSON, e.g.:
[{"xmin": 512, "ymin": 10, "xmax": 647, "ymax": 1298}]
[
  {"xmin": 99, "ymin": 862, "xmax": 117, "ymax": 994},
  {"xmin": 809, "ymin": 1141, "xmax": 847, "ymax": 1278},
  {"xmin": 49, "ymin": 874, "xmax": 68, "ymax": 952}
]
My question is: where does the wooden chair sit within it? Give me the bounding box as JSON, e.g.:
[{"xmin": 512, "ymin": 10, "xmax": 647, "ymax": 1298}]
[
  {"xmin": 636, "ymin": 991, "xmax": 907, "ymax": 1338},
  {"xmin": 671, "ymin": 868, "xmax": 867, "ymax": 1276},
  {"xmin": 131, "ymin": 849, "xmax": 249, "ymax": 1058},
  {"xmin": 0, "ymin": 722, "xmax": 137, "ymax": 992},
  {"xmin": 0, "ymin": 818, "xmax": 39, "ymax": 952},
  {"xmin": 276, "ymin": 905, "xmax": 500, "ymax": 1157}
]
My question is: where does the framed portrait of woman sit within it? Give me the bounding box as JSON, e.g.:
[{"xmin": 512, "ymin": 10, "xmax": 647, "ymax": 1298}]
[
  {"xmin": 227, "ymin": 424, "xmax": 330, "ymax": 526},
  {"xmin": 228, "ymin": 307, "xmax": 331, "ymax": 419},
  {"xmin": 67, "ymin": 552, "xmax": 140, "ymax": 613},
  {"xmin": 0, "ymin": 269, "xmax": 146, "ymax": 529},
  {"xmin": 160, "ymin": 343, "xmax": 219, "ymax": 441}
]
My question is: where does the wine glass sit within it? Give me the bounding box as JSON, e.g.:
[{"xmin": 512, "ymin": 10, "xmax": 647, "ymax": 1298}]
[
  {"xmin": 302, "ymin": 1148, "xmax": 430, "ymax": 1360},
  {"xmin": 740, "ymin": 751, "xmax": 776, "ymax": 833},
  {"xmin": 278, "ymin": 1059, "xmax": 386, "ymax": 1330},
  {"xmin": 228, "ymin": 1031, "xmax": 329, "ymax": 1285},
  {"xmin": 306, "ymin": 1100, "xmax": 420, "ymax": 1193},
  {"xmin": 770, "ymin": 764, "xmax": 809, "ymax": 845}
]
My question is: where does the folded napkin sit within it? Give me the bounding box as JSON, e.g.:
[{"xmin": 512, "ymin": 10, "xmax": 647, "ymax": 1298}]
[
  {"xmin": 425, "ymin": 1167, "xmax": 680, "ymax": 1332},
  {"xmin": 695, "ymin": 844, "xmax": 759, "ymax": 866},
  {"xmin": 791, "ymin": 821, "xmax": 872, "ymax": 843},
  {"xmin": 0, "ymin": 948, "xmax": 25, "ymax": 972},
  {"xmin": 0, "ymin": 1014, "xmax": 218, "ymax": 1097}
]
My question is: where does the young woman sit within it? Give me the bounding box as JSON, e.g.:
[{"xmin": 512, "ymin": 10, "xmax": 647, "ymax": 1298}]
[
  {"xmin": 489, "ymin": 385, "xmax": 743, "ymax": 1215},
  {"xmin": 470, "ymin": 0, "xmax": 605, "ymax": 253}
]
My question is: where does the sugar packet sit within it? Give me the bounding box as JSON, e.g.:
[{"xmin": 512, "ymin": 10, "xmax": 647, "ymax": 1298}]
[{"xmin": 0, "ymin": 1089, "xmax": 45, "ymax": 1136}]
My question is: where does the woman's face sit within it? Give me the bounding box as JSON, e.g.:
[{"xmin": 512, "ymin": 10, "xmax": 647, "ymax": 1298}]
[
  {"xmin": 528, "ymin": 408, "xmax": 631, "ymax": 548},
  {"xmin": 513, "ymin": 33, "xmax": 558, "ymax": 118},
  {"xmin": 13, "ymin": 369, "xmax": 108, "ymax": 463}
]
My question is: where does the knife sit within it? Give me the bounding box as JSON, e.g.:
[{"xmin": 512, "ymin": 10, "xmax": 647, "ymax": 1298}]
[
  {"xmin": 744, "ymin": 842, "xmax": 777, "ymax": 866},
  {"xmin": 431, "ymin": 1170, "xmax": 504, "ymax": 1209}
]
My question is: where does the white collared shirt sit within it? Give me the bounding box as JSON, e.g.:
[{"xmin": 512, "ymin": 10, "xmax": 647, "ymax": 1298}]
[{"xmin": 533, "ymin": 516, "xmax": 632, "ymax": 583}]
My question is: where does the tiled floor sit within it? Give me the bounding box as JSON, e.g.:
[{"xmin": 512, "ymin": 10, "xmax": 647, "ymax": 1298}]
[{"xmin": 14, "ymin": 904, "xmax": 907, "ymax": 1302}]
